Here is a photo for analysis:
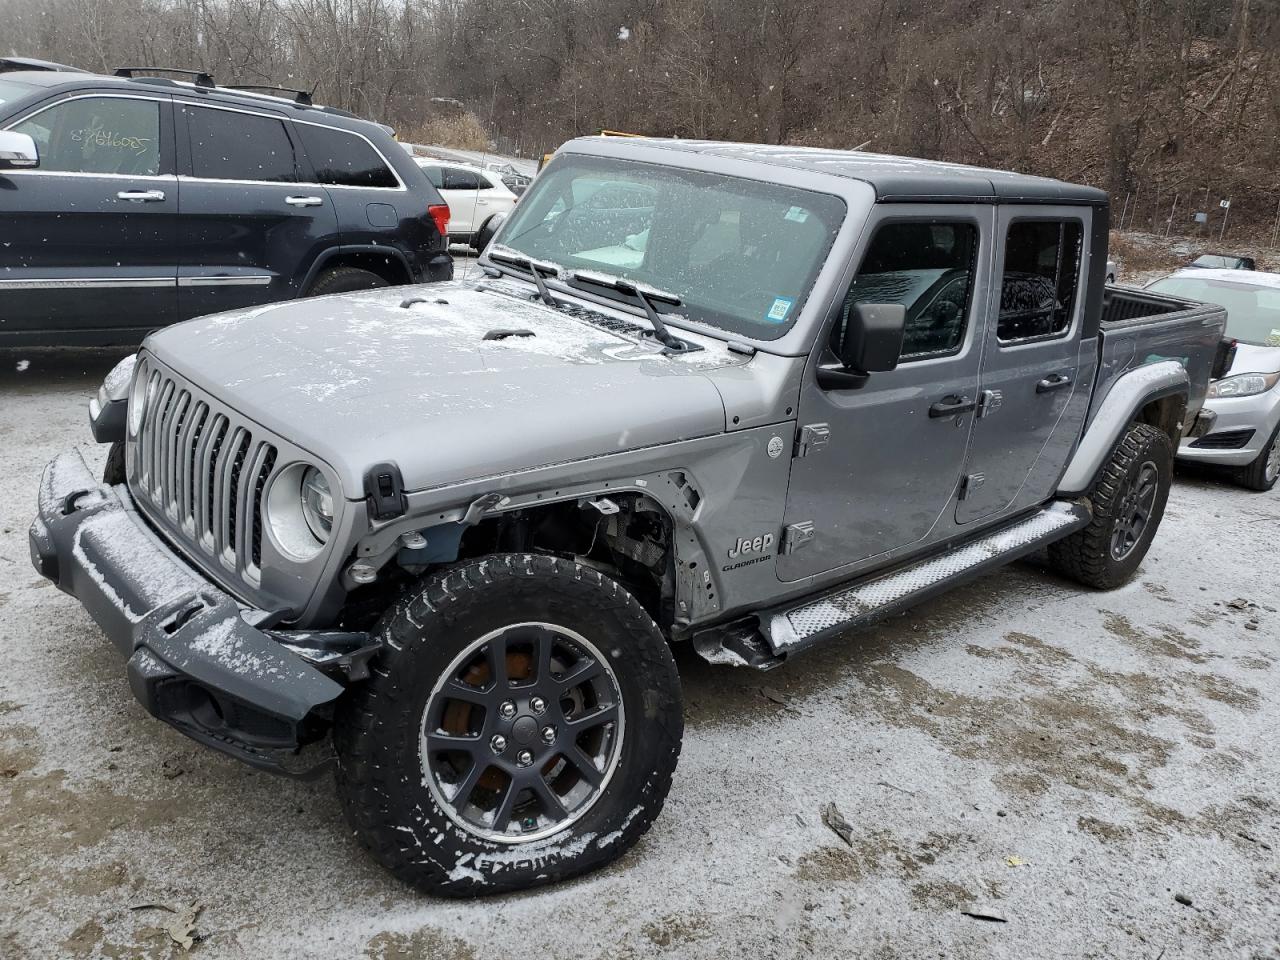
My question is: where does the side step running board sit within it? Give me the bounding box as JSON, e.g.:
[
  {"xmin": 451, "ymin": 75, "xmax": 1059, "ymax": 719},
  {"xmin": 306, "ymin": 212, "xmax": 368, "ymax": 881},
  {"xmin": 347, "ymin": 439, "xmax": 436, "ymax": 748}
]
[{"xmin": 694, "ymin": 502, "xmax": 1090, "ymax": 668}]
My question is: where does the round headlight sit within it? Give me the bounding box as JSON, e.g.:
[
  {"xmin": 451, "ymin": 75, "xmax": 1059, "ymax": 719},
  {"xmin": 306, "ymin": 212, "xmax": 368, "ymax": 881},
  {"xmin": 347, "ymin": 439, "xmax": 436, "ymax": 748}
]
[
  {"xmin": 300, "ymin": 466, "xmax": 333, "ymax": 542},
  {"xmin": 127, "ymin": 367, "xmax": 151, "ymax": 436}
]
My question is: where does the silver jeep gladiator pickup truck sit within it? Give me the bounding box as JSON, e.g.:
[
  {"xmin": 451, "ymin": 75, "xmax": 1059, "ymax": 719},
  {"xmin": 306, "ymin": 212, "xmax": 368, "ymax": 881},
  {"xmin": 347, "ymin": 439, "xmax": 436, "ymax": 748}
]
[{"xmin": 31, "ymin": 138, "xmax": 1229, "ymax": 896}]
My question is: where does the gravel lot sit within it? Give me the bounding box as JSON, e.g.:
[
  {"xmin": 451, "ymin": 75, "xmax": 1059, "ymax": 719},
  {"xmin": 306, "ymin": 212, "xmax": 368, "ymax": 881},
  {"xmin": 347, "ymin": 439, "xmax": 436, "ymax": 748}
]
[{"xmin": 1, "ymin": 348, "xmax": 1278, "ymax": 960}]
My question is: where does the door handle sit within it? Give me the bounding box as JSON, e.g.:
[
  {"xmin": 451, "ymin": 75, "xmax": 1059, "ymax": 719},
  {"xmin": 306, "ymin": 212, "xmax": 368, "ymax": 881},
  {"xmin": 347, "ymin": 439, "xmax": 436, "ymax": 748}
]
[
  {"xmin": 1036, "ymin": 373, "xmax": 1073, "ymax": 393},
  {"xmin": 285, "ymin": 195, "xmax": 324, "ymax": 207},
  {"xmin": 928, "ymin": 395, "xmax": 977, "ymax": 418},
  {"xmin": 117, "ymin": 189, "xmax": 165, "ymax": 202}
]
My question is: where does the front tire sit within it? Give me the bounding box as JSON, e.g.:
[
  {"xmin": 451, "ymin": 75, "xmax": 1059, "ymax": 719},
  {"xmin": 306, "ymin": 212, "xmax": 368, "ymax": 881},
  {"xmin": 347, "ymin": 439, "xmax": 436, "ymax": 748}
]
[
  {"xmin": 1049, "ymin": 422, "xmax": 1173, "ymax": 589},
  {"xmin": 103, "ymin": 440, "xmax": 125, "ymax": 485},
  {"xmin": 333, "ymin": 554, "xmax": 683, "ymax": 897},
  {"xmin": 1235, "ymin": 421, "xmax": 1280, "ymax": 492}
]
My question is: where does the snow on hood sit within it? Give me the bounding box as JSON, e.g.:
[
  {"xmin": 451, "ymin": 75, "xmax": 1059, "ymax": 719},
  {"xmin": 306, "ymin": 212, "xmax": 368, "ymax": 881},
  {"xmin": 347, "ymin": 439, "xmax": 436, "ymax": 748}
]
[{"xmin": 144, "ymin": 280, "xmax": 742, "ymax": 494}]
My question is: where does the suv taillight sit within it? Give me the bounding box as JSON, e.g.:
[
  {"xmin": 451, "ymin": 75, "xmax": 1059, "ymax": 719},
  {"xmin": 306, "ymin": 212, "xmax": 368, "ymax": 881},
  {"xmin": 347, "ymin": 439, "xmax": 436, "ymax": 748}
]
[{"xmin": 428, "ymin": 203, "xmax": 450, "ymax": 239}]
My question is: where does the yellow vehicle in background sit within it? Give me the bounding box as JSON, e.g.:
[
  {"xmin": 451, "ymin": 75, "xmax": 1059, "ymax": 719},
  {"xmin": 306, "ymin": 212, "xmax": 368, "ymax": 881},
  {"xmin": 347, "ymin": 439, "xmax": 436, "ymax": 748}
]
[{"xmin": 540, "ymin": 129, "xmax": 646, "ymax": 170}]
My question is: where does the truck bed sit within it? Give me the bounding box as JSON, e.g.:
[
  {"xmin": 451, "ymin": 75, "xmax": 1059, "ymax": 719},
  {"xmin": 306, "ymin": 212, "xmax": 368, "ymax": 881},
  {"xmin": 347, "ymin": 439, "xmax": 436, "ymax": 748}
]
[{"xmin": 1088, "ymin": 286, "xmax": 1228, "ymax": 431}]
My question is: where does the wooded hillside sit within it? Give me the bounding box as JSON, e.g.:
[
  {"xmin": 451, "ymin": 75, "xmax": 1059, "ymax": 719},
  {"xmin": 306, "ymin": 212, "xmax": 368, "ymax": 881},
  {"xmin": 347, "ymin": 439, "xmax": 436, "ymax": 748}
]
[{"xmin": 5, "ymin": 0, "xmax": 1278, "ymax": 241}]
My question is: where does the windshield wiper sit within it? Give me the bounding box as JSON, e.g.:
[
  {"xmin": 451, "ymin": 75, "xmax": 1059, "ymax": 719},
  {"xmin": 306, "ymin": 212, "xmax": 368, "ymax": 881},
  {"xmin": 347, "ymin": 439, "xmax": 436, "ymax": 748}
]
[
  {"xmin": 568, "ymin": 270, "xmax": 699, "ymax": 354},
  {"xmin": 488, "ymin": 247, "xmax": 561, "ymax": 307}
]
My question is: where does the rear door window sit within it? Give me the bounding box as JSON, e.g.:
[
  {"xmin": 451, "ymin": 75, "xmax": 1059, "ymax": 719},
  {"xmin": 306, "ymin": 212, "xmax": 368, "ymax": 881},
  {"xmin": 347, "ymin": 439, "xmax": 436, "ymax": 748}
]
[
  {"xmin": 997, "ymin": 220, "xmax": 1083, "ymax": 342},
  {"xmin": 12, "ymin": 95, "xmax": 161, "ymax": 176},
  {"xmin": 295, "ymin": 123, "xmax": 398, "ymax": 188},
  {"xmin": 187, "ymin": 106, "xmax": 297, "ymax": 182},
  {"xmin": 441, "ymin": 167, "xmax": 481, "ymax": 190},
  {"xmin": 418, "ymin": 164, "xmax": 443, "ymax": 187}
]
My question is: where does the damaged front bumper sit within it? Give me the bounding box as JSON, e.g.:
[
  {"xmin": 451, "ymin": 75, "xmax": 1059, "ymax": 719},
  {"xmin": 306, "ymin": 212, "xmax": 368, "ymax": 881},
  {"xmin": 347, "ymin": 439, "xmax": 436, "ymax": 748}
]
[{"xmin": 29, "ymin": 448, "xmax": 374, "ymax": 778}]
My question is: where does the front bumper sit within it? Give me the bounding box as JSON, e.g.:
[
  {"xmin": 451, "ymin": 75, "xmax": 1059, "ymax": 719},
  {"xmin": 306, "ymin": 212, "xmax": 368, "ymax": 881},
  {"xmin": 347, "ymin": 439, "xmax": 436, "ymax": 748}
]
[
  {"xmin": 1178, "ymin": 392, "xmax": 1280, "ymax": 467},
  {"xmin": 29, "ymin": 448, "xmax": 360, "ymax": 777}
]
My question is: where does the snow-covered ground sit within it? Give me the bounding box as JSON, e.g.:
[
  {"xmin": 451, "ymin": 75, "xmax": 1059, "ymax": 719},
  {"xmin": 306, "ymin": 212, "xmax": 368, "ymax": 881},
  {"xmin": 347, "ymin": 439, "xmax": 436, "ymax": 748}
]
[{"xmin": 1, "ymin": 342, "xmax": 1278, "ymax": 958}]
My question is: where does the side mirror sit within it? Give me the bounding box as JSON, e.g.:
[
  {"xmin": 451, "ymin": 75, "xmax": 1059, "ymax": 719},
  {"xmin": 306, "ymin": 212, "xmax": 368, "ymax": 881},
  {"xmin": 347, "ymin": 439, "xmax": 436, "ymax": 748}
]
[
  {"xmin": 839, "ymin": 302, "xmax": 906, "ymax": 371},
  {"xmin": 0, "ymin": 130, "xmax": 39, "ymax": 170},
  {"xmin": 475, "ymin": 212, "xmax": 507, "ymax": 253},
  {"xmin": 819, "ymin": 302, "xmax": 906, "ymax": 389}
]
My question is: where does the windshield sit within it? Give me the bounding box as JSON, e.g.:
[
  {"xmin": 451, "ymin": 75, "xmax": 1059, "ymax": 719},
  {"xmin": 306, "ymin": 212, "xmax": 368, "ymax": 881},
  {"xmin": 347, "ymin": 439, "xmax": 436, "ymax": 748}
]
[
  {"xmin": 1148, "ymin": 276, "xmax": 1280, "ymax": 346},
  {"xmin": 0, "ymin": 78, "xmax": 36, "ymax": 107},
  {"xmin": 494, "ymin": 154, "xmax": 846, "ymax": 339}
]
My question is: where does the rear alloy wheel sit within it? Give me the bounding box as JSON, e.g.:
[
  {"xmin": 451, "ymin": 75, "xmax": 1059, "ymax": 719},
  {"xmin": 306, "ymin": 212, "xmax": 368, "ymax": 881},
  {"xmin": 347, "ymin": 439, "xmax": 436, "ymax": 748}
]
[
  {"xmin": 334, "ymin": 553, "xmax": 683, "ymax": 896},
  {"xmin": 1235, "ymin": 422, "xmax": 1280, "ymax": 492}
]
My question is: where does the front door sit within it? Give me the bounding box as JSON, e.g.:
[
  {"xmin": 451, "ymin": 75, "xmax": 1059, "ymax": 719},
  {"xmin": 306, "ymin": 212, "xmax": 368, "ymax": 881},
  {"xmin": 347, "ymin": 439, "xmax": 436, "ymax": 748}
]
[
  {"xmin": 777, "ymin": 208, "xmax": 996, "ymax": 582},
  {"xmin": 0, "ymin": 92, "xmax": 178, "ymax": 342},
  {"xmin": 176, "ymin": 101, "xmax": 338, "ymax": 317},
  {"xmin": 956, "ymin": 207, "xmax": 1092, "ymax": 523}
]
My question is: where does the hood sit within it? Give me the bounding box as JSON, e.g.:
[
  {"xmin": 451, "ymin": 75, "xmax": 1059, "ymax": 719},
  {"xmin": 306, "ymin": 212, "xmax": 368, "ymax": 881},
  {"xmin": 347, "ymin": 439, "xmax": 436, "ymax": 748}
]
[
  {"xmin": 1228, "ymin": 342, "xmax": 1280, "ymax": 376},
  {"xmin": 144, "ymin": 280, "xmax": 742, "ymax": 494}
]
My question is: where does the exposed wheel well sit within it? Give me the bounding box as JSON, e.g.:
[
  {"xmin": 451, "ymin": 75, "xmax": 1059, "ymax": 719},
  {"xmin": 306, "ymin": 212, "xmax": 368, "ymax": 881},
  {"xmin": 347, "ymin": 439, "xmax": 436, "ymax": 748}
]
[
  {"xmin": 1136, "ymin": 393, "xmax": 1187, "ymax": 446},
  {"xmin": 313, "ymin": 251, "xmax": 411, "ymax": 288},
  {"xmin": 453, "ymin": 495, "xmax": 678, "ymax": 628}
]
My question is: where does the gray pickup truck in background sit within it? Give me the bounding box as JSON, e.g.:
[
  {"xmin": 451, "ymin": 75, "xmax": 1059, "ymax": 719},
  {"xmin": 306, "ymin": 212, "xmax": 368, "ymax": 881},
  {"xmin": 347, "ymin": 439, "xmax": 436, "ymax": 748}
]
[{"xmin": 31, "ymin": 138, "xmax": 1228, "ymax": 897}]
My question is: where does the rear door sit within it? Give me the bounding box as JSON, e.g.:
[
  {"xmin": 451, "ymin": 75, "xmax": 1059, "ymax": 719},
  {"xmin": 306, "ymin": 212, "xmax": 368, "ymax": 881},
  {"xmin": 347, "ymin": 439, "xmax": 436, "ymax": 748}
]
[
  {"xmin": 291, "ymin": 119, "xmax": 409, "ymax": 256},
  {"xmin": 956, "ymin": 207, "xmax": 1092, "ymax": 523},
  {"xmin": 439, "ymin": 165, "xmax": 482, "ymax": 236},
  {"xmin": 777, "ymin": 208, "xmax": 995, "ymax": 582},
  {"xmin": 175, "ymin": 101, "xmax": 337, "ymax": 317},
  {"xmin": 0, "ymin": 91, "xmax": 178, "ymax": 342}
]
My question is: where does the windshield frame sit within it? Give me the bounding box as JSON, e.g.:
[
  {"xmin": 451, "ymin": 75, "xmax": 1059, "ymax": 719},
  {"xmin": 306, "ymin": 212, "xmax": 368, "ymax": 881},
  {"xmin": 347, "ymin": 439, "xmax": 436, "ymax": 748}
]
[{"xmin": 485, "ymin": 151, "xmax": 851, "ymax": 345}]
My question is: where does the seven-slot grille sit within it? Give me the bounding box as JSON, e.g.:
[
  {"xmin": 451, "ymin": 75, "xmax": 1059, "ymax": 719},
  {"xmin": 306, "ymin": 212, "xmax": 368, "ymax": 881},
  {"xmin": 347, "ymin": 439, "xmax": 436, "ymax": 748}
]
[{"xmin": 129, "ymin": 358, "xmax": 278, "ymax": 587}]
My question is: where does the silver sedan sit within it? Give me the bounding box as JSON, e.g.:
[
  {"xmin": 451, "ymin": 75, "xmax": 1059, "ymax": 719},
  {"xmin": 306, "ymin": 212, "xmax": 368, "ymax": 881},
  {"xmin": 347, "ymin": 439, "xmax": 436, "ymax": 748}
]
[{"xmin": 1147, "ymin": 268, "xmax": 1280, "ymax": 491}]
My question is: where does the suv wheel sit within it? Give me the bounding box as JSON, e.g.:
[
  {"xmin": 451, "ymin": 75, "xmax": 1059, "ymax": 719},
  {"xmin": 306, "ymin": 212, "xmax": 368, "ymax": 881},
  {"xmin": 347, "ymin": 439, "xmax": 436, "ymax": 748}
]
[
  {"xmin": 306, "ymin": 266, "xmax": 390, "ymax": 297},
  {"xmin": 333, "ymin": 553, "xmax": 683, "ymax": 896},
  {"xmin": 1235, "ymin": 422, "xmax": 1280, "ymax": 492},
  {"xmin": 1049, "ymin": 421, "xmax": 1173, "ymax": 589}
]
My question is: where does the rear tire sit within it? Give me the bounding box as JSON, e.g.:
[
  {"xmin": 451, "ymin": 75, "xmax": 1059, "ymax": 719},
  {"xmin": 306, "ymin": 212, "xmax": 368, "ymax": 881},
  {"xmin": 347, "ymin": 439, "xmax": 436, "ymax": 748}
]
[
  {"xmin": 333, "ymin": 553, "xmax": 683, "ymax": 897},
  {"xmin": 305, "ymin": 266, "xmax": 390, "ymax": 297},
  {"xmin": 1234, "ymin": 422, "xmax": 1280, "ymax": 492},
  {"xmin": 1049, "ymin": 422, "xmax": 1173, "ymax": 589}
]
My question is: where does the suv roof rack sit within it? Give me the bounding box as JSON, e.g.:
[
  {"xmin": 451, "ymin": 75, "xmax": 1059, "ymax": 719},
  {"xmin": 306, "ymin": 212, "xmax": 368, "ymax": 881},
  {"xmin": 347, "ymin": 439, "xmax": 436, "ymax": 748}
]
[
  {"xmin": 0, "ymin": 56, "xmax": 87, "ymax": 74},
  {"xmin": 114, "ymin": 66, "xmax": 215, "ymax": 88},
  {"xmin": 225, "ymin": 84, "xmax": 314, "ymax": 106}
]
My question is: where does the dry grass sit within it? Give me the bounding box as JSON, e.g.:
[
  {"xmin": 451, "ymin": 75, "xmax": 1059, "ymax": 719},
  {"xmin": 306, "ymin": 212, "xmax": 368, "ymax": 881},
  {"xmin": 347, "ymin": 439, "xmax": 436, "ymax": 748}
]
[
  {"xmin": 399, "ymin": 112, "xmax": 490, "ymax": 151},
  {"xmin": 1110, "ymin": 230, "xmax": 1280, "ymax": 281}
]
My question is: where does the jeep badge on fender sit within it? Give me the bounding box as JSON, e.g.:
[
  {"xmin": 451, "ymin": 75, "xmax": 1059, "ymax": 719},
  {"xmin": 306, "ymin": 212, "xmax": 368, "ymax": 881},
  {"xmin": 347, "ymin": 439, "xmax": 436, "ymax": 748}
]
[{"xmin": 728, "ymin": 533, "xmax": 775, "ymax": 558}]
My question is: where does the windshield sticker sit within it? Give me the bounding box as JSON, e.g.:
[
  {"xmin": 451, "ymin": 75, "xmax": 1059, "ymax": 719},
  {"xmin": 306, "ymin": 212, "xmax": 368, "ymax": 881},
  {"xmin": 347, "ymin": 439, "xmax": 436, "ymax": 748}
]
[
  {"xmin": 766, "ymin": 297, "xmax": 794, "ymax": 323},
  {"xmin": 1267, "ymin": 329, "xmax": 1280, "ymax": 347},
  {"xmin": 784, "ymin": 206, "xmax": 809, "ymax": 224}
]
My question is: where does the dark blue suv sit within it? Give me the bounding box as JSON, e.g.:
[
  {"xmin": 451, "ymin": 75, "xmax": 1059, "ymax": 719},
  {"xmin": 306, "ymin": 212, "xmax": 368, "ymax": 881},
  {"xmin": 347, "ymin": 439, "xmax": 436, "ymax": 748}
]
[{"xmin": 0, "ymin": 67, "xmax": 453, "ymax": 347}]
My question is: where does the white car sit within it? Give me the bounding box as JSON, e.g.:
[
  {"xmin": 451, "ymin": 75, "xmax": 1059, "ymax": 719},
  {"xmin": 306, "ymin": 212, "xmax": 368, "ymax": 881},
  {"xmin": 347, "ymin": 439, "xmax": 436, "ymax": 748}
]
[
  {"xmin": 413, "ymin": 159, "xmax": 518, "ymax": 247},
  {"xmin": 1146, "ymin": 268, "xmax": 1280, "ymax": 491}
]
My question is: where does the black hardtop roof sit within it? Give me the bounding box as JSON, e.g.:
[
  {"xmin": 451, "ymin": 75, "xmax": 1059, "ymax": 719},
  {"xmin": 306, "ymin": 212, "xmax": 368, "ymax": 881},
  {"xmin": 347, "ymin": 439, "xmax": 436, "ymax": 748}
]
[
  {"xmin": 1, "ymin": 69, "xmax": 379, "ymax": 133},
  {"xmin": 572, "ymin": 137, "xmax": 1109, "ymax": 205}
]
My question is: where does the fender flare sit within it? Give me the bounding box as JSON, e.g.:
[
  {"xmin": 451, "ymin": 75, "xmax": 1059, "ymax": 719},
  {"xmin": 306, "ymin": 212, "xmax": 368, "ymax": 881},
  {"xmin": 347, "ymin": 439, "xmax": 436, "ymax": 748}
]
[
  {"xmin": 299, "ymin": 244, "xmax": 413, "ymax": 293},
  {"xmin": 1057, "ymin": 360, "xmax": 1189, "ymax": 495}
]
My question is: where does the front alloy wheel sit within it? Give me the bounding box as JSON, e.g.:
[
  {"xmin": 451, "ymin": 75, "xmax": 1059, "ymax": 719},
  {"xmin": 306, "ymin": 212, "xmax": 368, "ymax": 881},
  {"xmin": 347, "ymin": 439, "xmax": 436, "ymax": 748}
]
[
  {"xmin": 422, "ymin": 622, "xmax": 623, "ymax": 843},
  {"xmin": 1236, "ymin": 422, "xmax": 1280, "ymax": 492}
]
